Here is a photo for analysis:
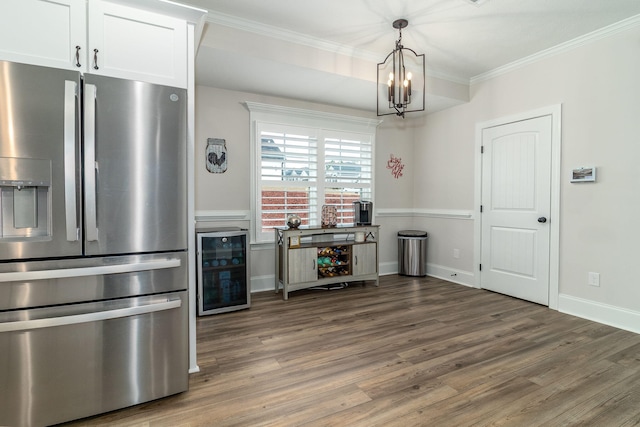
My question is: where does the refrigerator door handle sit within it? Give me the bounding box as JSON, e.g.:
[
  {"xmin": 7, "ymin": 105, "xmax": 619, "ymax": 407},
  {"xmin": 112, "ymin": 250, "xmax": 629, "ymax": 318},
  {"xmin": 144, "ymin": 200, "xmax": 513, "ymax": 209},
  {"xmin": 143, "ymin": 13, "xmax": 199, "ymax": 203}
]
[
  {"xmin": 0, "ymin": 297, "xmax": 181, "ymax": 333},
  {"xmin": 0, "ymin": 258, "xmax": 181, "ymax": 283},
  {"xmin": 84, "ymin": 83, "xmax": 99, "ymax": 241},
  {"xmin": 64, "ymin": 80, "xmax": 79, "ymax": 241}
]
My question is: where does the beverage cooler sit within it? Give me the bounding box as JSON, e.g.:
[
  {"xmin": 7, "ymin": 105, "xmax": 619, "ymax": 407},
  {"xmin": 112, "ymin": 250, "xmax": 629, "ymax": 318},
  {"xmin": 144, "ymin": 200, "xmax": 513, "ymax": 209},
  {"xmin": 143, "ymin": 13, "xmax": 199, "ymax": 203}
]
[{"xmin": 197, "ymin": 228, "xmax": 250, "ymax": 315}]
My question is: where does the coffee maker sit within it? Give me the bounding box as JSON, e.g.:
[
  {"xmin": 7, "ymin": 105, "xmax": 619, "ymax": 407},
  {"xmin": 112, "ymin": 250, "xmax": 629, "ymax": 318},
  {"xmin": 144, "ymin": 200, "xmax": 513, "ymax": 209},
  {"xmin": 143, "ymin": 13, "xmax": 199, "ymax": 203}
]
[{"xmin": 353, "ymin": 200, "xmax": 373, "ymax": 225}]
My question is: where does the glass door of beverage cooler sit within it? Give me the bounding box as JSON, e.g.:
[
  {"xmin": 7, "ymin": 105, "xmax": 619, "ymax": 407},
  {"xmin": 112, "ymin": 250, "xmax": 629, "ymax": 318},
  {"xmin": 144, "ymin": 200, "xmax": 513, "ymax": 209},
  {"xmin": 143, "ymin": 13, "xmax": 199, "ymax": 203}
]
[{"xmin": 197, "ymin": 228, "xmax": 250, "ymax": 315}]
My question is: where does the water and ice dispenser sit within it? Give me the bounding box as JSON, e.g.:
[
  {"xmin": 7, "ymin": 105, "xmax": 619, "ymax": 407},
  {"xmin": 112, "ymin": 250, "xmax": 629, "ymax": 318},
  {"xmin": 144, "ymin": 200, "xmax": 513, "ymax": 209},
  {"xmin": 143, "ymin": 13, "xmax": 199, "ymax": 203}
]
[{"xmin": 0, "ymin": 157, "xmax": 51, "ymax": 240}]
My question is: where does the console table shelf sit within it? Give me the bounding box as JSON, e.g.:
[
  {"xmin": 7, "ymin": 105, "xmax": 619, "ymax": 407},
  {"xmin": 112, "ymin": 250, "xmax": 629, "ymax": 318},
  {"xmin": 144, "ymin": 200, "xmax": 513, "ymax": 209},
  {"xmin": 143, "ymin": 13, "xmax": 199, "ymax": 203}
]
[{"xmin": 274, "ymin": 225, "xmax": 379, "ymax": 300}]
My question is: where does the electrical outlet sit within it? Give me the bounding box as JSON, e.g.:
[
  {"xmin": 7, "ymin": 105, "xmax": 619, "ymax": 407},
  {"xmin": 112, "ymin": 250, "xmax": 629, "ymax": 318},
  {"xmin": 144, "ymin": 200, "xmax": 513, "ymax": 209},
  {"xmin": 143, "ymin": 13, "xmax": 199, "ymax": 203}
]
[
  {"xmin": 588, "ymin": 272, "xmax": 600, "ymax": 287},
  {"xmin": 453, "ymin": 249, "xmax": 460, "ymax": 259}
]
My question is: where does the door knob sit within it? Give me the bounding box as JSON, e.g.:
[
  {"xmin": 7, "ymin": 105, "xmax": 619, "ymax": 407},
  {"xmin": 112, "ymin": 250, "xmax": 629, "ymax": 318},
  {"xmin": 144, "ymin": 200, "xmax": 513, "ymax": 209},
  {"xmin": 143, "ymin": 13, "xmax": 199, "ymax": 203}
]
[{"xmin": 538, "ymin": 217, "xmax": 547, "ymax": 223}]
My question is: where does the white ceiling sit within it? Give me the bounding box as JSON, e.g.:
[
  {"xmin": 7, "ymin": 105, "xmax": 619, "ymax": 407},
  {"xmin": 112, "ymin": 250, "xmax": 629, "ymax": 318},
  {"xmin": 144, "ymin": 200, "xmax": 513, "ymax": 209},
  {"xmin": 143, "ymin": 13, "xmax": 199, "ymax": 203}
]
[{"xmin": 183, "ymin": 0, "xmax": 640, "ymax": 113}]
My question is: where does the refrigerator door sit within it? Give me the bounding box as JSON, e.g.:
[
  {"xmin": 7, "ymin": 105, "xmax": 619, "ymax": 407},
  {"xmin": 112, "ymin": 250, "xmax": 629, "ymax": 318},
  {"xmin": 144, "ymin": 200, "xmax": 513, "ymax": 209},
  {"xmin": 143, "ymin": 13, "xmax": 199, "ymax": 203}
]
[
  {"xmin": 0, "ymin": 61, "xmax": 82, "ymax": 260},
  {"xmin": 83, "ymin": 74, "xmax": 187, "ymax": 256}
]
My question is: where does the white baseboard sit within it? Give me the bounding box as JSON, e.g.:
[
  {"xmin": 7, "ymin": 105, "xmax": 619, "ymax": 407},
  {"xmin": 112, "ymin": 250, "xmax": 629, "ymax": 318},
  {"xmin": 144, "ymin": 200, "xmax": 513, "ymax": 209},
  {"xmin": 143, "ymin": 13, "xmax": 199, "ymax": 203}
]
[
  {"xmin": 379, "ymin": 261, "xmax": 475, "ymax": 287},
  {"xmin": 426, "ymin": 263, "xmax": 476, "ymax": 287},
  {"xmin": 558, "ymin": 294, "xmax": 640, "ymax": 335},
  {"xmin": 379, "ymin": 261, "xmax": 397, "ymax": 276},
  {"xmin": 251, "ymin": 274, "xmax": 276, "ymax": 293}
]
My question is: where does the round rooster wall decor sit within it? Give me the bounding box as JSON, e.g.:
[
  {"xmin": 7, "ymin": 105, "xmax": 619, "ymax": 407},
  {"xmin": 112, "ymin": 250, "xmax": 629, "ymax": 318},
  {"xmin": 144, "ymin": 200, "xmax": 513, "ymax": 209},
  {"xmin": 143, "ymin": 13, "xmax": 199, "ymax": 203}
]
[{"xmin": 206, "ymin": 138, "xmax": 227, "ymax": 173}]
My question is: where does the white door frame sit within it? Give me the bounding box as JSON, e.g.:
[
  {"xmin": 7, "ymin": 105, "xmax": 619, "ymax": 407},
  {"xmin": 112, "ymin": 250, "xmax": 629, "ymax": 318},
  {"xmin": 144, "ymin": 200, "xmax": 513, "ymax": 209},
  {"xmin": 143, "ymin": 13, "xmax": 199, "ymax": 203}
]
[{"xmin": 473, "ymin": 105, "xmax": 562, "ymax": 309}]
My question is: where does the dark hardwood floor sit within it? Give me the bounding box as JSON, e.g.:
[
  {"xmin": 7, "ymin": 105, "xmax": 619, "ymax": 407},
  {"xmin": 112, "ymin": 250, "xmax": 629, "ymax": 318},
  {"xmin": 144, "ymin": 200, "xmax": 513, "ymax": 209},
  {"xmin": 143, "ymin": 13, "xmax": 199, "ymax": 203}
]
[{"xmin": 64, "ymin": 275, "xmax": 640, "ymax": 426}]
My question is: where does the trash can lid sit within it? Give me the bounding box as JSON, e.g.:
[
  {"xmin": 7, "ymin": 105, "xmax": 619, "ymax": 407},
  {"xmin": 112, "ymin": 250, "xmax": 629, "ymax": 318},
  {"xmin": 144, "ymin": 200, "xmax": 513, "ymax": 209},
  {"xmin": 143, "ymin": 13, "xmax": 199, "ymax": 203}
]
[{"xmin": 398, "ymin": 230, "xmax": 428, "ymax": 237}]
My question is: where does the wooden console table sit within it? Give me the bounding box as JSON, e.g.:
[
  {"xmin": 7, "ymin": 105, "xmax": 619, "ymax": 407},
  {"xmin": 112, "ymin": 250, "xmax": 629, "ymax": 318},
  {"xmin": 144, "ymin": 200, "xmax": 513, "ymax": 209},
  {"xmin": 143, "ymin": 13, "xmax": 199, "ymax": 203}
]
[{"xmin": 274, "ymin": 225, "xmax": 379, "ymax": 300}]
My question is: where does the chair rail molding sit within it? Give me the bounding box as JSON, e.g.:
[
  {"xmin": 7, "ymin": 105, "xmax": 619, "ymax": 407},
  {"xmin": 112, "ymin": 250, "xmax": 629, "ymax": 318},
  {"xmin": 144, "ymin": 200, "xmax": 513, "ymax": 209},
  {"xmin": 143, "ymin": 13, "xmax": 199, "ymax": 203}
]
[
  {"xmin": 195, "ymin": 210, "xmax": 251, "ymax": 222},
  {"xmin": 376, "ymin": 208, "xmax": 473, "ymax": 220}
]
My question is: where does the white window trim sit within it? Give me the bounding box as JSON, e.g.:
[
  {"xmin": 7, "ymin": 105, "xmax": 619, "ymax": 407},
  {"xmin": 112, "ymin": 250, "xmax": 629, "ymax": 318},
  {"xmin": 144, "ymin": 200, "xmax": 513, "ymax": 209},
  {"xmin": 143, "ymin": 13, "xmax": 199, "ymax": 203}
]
[{"xmin": 246, "ymin": 101, "xmax": 381, "ymax": 244}]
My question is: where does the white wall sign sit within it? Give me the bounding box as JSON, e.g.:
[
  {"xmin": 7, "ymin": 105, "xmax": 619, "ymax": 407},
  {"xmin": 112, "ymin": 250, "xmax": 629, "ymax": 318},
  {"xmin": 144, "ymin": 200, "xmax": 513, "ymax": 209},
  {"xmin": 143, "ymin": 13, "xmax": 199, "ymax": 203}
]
[{"xmin": 571, "ymin": 167, "xmax": 596, "ymax": 183}]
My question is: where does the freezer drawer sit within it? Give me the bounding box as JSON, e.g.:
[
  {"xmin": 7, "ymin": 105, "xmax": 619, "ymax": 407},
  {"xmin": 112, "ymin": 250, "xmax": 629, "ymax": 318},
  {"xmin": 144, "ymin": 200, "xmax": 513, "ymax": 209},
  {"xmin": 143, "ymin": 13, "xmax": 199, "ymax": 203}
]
[
  {"xmin": 0, "ymin": 251, "xmax": 187, "ymax": 311},
  {"xmin": 0, "ymin": 291, "xmax": 188, "ymax": 427}
]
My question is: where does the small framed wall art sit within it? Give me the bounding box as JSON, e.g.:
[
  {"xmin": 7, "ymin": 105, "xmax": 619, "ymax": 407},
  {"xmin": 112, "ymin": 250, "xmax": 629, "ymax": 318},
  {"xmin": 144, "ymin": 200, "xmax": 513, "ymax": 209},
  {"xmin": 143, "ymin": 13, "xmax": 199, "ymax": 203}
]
[{"xmin": 571, "ymin": 167, "xmax": 596, "ymax": 183}]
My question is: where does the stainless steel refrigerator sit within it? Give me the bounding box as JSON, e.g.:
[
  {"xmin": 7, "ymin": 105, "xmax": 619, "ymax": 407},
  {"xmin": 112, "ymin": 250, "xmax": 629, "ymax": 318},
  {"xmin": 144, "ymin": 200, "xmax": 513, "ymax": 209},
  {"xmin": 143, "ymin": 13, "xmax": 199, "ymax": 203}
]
[{"xmin": 0, "ymin": 60, "xmax": 188, "ymax": 427}]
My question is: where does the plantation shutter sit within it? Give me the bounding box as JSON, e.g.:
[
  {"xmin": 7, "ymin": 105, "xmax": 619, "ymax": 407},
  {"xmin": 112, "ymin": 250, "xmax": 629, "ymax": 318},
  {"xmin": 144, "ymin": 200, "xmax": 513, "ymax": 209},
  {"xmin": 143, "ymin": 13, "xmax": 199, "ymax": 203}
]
[
  {"xmin": 257, "ymin": 125, "xmax": 318, "ymax": 240},
  {"xmin": 322, "ymin": 132, "xmax": 373, "ymax": 225},
  {"xmin": 247, "ymin": 102, "xmax": 380, "ymax": 244}
]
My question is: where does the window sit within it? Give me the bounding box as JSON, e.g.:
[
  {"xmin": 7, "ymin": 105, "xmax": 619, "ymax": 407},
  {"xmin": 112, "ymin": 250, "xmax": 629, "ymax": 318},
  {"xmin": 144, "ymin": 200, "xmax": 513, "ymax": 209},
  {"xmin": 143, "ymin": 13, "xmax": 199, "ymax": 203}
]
[{"xmin": 247, "ymin": 102, "xmax": 380, "ymax": 243}]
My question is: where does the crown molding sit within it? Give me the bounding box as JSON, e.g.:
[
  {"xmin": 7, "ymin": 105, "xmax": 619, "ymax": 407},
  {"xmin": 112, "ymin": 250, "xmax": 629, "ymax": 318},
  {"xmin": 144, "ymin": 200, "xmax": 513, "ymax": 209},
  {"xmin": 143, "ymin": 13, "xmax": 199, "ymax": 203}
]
[
  {"xmin": 206, "ymin": 11, "xmax": 380, "ymax": 63},
  {"xmin": 110, "ymin": 0, "xmax": 207, "ymax": 23},
  {"xmin": 205, "ymin": 11, "xmax": 469, "ymax": 86},
  {"xmin": 205, "ymin": 11, "xmax": 640, "ymax": 89},
  {"xmin": 471, "ymin": 13, "xmax": 640, "ymax": 84}
]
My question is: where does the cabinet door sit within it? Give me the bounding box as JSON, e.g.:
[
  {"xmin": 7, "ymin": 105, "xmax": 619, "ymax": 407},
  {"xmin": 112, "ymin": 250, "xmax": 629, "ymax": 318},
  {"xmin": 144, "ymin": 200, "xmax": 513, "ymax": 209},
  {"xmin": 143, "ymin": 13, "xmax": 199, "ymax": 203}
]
[
  {"xmin": 288, "ymin": 248, "xmax": 318, "ymax": 283},
  {"xmin": 88, "ymin": 1, "xmax": 187, "ymax": 88},
  {"xmin": 0, "ymin": 0, "xmax": 86, "ymax": 70},
  {"xmin": 352, "ymin": 243, "xmax": 377, "ymax": 276}
]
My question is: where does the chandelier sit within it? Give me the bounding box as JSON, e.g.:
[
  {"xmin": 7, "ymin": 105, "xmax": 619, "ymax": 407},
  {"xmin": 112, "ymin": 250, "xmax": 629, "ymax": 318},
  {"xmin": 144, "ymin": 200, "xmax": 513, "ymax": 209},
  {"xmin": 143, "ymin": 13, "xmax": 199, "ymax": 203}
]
[{"xmin": 377, "ymin": 19, "xmax": 425, "ymax": 118}]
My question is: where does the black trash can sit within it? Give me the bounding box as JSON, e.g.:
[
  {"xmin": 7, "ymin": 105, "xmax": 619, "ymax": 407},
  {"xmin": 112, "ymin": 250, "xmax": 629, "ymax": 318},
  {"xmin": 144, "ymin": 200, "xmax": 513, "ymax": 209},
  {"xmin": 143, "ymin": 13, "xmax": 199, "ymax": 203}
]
[{"xmin": 398, "ymin": 230, "xmax": 428, "ymax": 276}]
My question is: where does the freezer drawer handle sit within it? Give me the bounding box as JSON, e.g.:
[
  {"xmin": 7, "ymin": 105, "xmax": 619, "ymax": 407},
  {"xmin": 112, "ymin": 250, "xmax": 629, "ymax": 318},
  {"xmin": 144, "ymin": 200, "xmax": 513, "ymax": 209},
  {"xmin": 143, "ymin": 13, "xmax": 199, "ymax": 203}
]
[
  {"xmin": 0, "ymin": 297, "xmax": 181, "ymax": 333},
  {"xmin": 0, "ymin": 258, "xmax": 180, "ymax": 283}
]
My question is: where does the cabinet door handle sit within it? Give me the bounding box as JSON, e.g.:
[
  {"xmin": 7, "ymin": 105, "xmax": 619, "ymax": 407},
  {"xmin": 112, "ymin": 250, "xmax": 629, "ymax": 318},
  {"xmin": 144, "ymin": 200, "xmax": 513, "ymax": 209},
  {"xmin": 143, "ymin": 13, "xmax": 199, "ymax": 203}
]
[
  {"xmin": 75, "ymin": 45, "xmax": 81, "ymax": 67},
  {"xmin": 312, "ymin": 259, "xmax": 316, "ymax": 270},
  {"xmin": 355, "ymin": 255, "xmax": 358, "ymax": 265},
  {"xmin": 93, "ymin": 48, "xmax": 99, "ymax": 70}
]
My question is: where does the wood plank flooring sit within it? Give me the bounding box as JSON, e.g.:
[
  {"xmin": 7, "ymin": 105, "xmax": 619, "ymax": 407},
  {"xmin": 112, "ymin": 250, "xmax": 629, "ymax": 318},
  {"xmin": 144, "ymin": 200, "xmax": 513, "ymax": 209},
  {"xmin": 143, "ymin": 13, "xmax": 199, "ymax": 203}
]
[{"xmin": 62, "ymin": 275, "xmax": 640, "ymax": 426}]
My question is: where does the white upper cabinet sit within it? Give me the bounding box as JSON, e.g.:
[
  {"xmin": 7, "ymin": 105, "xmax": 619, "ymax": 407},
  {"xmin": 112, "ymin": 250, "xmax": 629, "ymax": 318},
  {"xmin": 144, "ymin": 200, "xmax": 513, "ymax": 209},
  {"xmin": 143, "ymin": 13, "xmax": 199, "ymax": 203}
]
[
  {"xmin": 0, "ymin": 0, "xmax": 87, "ymax": 71},
  {"xmin": 88, "ymin": 2, "xmax": 187, "ymax": 88},
  {"xmin": 0, "ymin": 0, "xmax": 189, "ymax": 88}
]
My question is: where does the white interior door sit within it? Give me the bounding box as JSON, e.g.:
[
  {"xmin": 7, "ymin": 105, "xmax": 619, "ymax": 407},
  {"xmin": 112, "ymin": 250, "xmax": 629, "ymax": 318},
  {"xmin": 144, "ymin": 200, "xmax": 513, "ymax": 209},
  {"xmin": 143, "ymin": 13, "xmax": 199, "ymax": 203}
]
[{"xmin": 481, "ymin": 115, "xmax": 552, "ymax": 305}]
